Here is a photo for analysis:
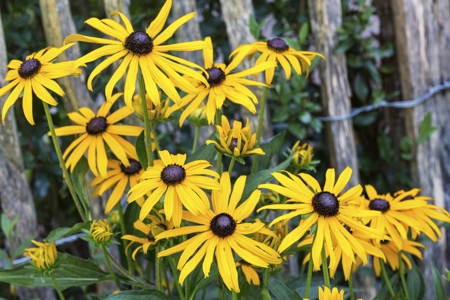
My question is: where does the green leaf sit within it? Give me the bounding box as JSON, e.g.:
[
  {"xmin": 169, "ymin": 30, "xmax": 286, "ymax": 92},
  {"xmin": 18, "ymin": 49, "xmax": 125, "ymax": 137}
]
[
  {"xmin": 417, "ymin": 112, "xmax": 438, "ymax": 144},
  {"xmin": 431, "ymin": 263, "xmax": 446, "ymax": 300},
  {"xmin": 406, "ymin": 261, "xmax": 425, "ymax": 300},
  {"xmin": 186, "ymin": 143, "xmax": 217, "ymax": 165},
  {"xmin": 334, "ymin": 39, "xmax": 354, "ymax": 53},
  {"xmin": 242, "ymin": 150, "xmax": 294, "ymax": 200},
  {"xmin": 362, "ymin": 60, "xmax": 381, "ymax": 84},
  {"xmin": 249, "ymin": 14, "xmax": 260, "ymax": 40},
  {"xmin": 269, "ymin": 277, "xmax": 301, "ymax": 300},
  {"xmin": 377, "ymin": 132, "xmax": 393, "ymax": 164},
  {"xmin": 374, "ymin": 272, "xmax": 401, "ymax": 300},
  {"xmin": 136, "ymin": 131, "xmax": 148, "ymax": 169},
  {"xmin": 0, "ymin": 253, "xmax": 110, "ymax": 289},
  {"xmin": 288, "ymin": 123, "xmax": 306, "ymax": 140},
  {"xmin": 1, "ymin": 214, "xmax": 19, "ymax": 238},
  {"xmin": 298, "ymin": 111, "xmax": 311, "ymax": 124},
  {"xmin": 102, "ymin": 289, "xmax": 170, "ymax": 300},
  {"xmin": 46, "ymin": 221, "xmax": 90, "ymax": 243},
  {"xmin": 13, "ymin": 236, "xmax": 34, "ymax": 259},
  {"xmin": 188, "ymin": 262, "xmax": 219, "ymax": 300},
  {"xmin": 0, "ymin": 249, "xmax": 10, "ymax": 269},
  {"xmin": 353, "ymin": 72, "xmax": 369, "ymax": 102},
  {"xmin": 70, "ymin": 155, "xmax": 90, "ymax": 217},
  {"xmin": 255, "ymin": 131, "xmax": 285, "ymax": 172},
  {"xmin": 298, "ymin": 23, "xmax": 309, "ymax": 44}
]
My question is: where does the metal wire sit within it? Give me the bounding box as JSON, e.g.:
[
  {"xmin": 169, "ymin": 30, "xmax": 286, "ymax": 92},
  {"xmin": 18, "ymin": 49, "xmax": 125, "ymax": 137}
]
[{"xmin": 318, "ymin": 80, "xmax": 450, "ymax": 122}]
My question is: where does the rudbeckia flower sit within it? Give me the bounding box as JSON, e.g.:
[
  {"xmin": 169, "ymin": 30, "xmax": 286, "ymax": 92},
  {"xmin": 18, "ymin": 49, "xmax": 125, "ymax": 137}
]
[
  {"xmin": 90, "ymin": 157, "xmax": 144, "ymax": 213},
  {"xmin": 24, "ymin": 240, "xmax": 58, "ymax": 271},
  {"xmin": 258, "ymin": 167, "xmax": 382, "ymax": 271},
  {"xmin": 206, "ymin": 115, "xmax": 264, "ymax": 163},
  {"xmin": 363, "ymin": 185, "xmax": 425, "ymax": 250},
  {"xmin": 51, "ymin": 93, "xmax": 147, "ymax": 178},
  {"xmin": 127, "ymin": 150, "xmax": 221, "ymax": 227},
  {"xmin": 0, "ymin": 43, "xmax": 77, "ymax": 125},
  {"xmin": 316, "ymin": 286, "xmax": 345, "ymax": 300},
  {"xmin": 236, "ymin": 260, "xmax": 260, "ymax": 286},
  {"xmin": 131, "ymin": 92, "xmax": 179, "ymax": 124},
  {"xmin": 65, "ymin": 0, "xmax": 208, "ymax": 108},
  {"xmin": 90, "ymin": 219, "xmax": 114, "ymax": 244},
  {"xmin": 230, "ymin": 37, "xmax": 325, "ymax": 84},
  {"xmin": 178, "ymin": 37, "xmax": 277, "ymax": 125},
  {"xmin": 156, "ymin": 172, "xmax": 282, "ymax": 292}
]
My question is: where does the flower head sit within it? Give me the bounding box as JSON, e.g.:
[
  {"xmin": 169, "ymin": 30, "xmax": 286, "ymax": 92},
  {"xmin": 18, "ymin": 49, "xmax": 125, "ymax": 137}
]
[
  {"xmin": 51, "ymin": 93, "xmax": 148, "ymax": 178},
  {"xmin": 127, "ymin": 150, "xmax": 221, "ymax": 227},
  {"xmin": 318, "ymin": 286, "xmax": 345, "ymax": 300},
  {"xmin": 131, "ymin": 92, "xmax": 179, "ymax": 123},
  {"xmin": 65, "ymin": 0, "xmax": 208, "ymax": 108},
  {"xmin": 0, "ymin": 44, "xmax": 77, "ymax": 125},
  {"xmin": 236, "ymin": 260, "xmax": 260, "ymax": 286},
  {"xmin": 177, "ymin": 37, "xmax": 277, "ymax": 125},
  {"xmin": 231, "ymin": 37, "xmax": 325, "ymax": 84},
  {"xmin": 24, "ymin": 240, "xmax": 58, "ymax": 271},
  {"xmin": 90, "ymin": 157, "xmax": 144, "ymax": 213},
  {"xmin": 289, "ymin": 140, "xmax": 317, "ymax": 171},
  {"xmin": 90, "ymin": 219, "xmax": 113, "ymax": 244},
  {"xmin": 156, "ymin": 172, "xmax": 282, "ymax": 292},
  {"xmin": 258, "ymin": 167, "xmax": 382, "ymax": 271},
  {"xmin": 206, "ymin": 115, "xmax": 264, "ymax": 162}
]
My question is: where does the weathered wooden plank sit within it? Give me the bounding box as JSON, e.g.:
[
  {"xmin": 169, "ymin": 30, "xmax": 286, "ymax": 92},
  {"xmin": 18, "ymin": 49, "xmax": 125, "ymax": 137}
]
[
  {"xmin": 0, "ymin": 12, "xmax": 55, "ymax": 300},
  {"xmin": 391, "ymin": 0, "xmax": 450, "ymax": 296},
  {"xmin": 307, "ymin": 0, "xmax": 360, "ymax": 187},
  {"xmin": 39, "ymin": 0, "xmax": 94, "ymax": 111}
]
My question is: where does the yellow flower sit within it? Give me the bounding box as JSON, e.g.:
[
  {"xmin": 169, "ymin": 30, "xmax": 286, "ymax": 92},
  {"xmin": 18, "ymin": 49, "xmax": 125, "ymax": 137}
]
[
  {"xmin": 258, "ymin": 167, "xmax": 382, "ymax": 271},
  {"xmin": 0, "ymin": 44, "xmax": 77, "ymax": 125},
  {"xmin": 24, "ymin": 240, "xmax": 58, "ymax": 271},
  {"xmin": 178, "ymin": 37, "xmax": 277, "ymax": 125},
  {"xmin": 261, "ymin": 190, "xmax": 281, "ymax": 206},
  {"xmin": 206, "ymin": 115, "xmax": 265, "ymax": 161},
  {"xmin": 363, "ymin": 185, "xmax": 426, "ymax": 250},
  {"xmin": 131, "ymin": 92, "xmax": 179, "ymax": 123},
  {"xmin": 90, "ymin": 157, "xmax": 144, "ymax": 213},
  {"xmin": 127, "ymin": 150, "xmax": 221, "ymax": 227},
  {"xmin": 122, "ymin": 212, "xmax": 173, "ymax": 260},
  {"xmin": 231, "ymin": 37, "xmax": 325, "ymax": 84},
  {"xmin": 65, "ymin": 0, "xmax": 208, "ymax": 108},
  {"xmin": 255, "ymin": 221, "xmax": 288, "ymax": 252},
  {"xmin": 187, "ymin": 103, "xmax": 208, "ymax": 127},
  {"xmin": 51, "ymin": 93, "xmax": 147, "ymax": 178},
  {"xmin": 290, "ymin": 140, "xmax": 316, "ymax": 170},
  {"xmin": 156, "ymin": 172, "xmax": 282, "ymax": 292},
  {"xmin": 318, "ymin": 286, "xmax": 345, "ymax": 300},
  {"xmin": 236, "ymin": 260, "xmax": 260, "ymax": 286},
  {"xmin": 90, "ymin": 219, "xmax": 113, "ymax": 243}
]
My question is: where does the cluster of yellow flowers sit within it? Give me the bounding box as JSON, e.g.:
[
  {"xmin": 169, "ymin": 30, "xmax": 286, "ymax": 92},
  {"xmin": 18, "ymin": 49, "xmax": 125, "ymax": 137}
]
[{"xmin": 2, "ymin": 0, "xmax": 449, "ymax": 299}]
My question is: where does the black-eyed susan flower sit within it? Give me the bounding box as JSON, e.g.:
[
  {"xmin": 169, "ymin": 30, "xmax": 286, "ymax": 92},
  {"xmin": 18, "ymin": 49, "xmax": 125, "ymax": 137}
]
[
  {"xmin": 90, "ymin": 157, "xmax": 144, "ymax": 213},
  {"xmin": 0, "ymin": 43, "xmax": 77, "ymax": 125},
  {"xmin": 316, "ymin": 286, "xmax": 345, "ymax": 300},
  {"xmin": 255, "ymin": 220, "xmax": 287, "ymax": 252},
  {"xmin": 372, "ymin": 239, "xmax": 425, "ymax": 277},
  {"xmin": 156, "ymin": 172, "xmax": 282, "ymax": 292},
  {"xmin": 363, "ymin": 185, "xmax": 425, "ymax": 250},
  {"xmin": 394, "ymin": 189, "xmax": 450, "ymax": 242},
  {"xmin": 231, "ymin": 37, "xmax": 325, "ymax": 84},
  {"xmin": 51, "ymin": 93, "xmax": 147, "ymax": 178},
  {"xmin": 206, "ymin": 115, "xmax": 264, "ymax": 163},
  {"xmin": 289, "ymin": 140, "xmax": 318, "ymax": 171},
  {"xmin": 89, "ymin": 219, "xmax": 114, "ymax": 244},
  {"xmin": 236, "ymin": 260, "xmax": 260, "ymax": 286},
  {"xmin": 131, "ymin": 92, "xmax": 179, "ymax": 124},
  {"xmin": 127, "ymin": 150, "xmax": 221, "ymax": 227},
  {"xmin": 65, "ymin": 0, "xmax": 208, "ymax": 108},
  {"xmin": 178, "ymin": 37, "xmax": 277, "ymax": 125},
  {"xmin": 24, "ymin": 240, "xmax": 58, "ymax": 271},
  {"xmin": 122, "ymin": 213, "xmax": 173, "ymax": 259},
  {"xmin": 258, "ymin": 167, "xmax": 382, "ymax": 271}
]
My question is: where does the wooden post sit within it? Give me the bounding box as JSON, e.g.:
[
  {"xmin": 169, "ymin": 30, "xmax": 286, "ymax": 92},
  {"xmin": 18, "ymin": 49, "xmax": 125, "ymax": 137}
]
[
  {"xmin": 391, "ymin": 0, "xmax": 450, "ymax": 296},
  {"xmin": 0, "ymin": 13, "xmax": 55, "ymax": 300},
  {"xmin": 39, "ymin": 0, "xmax": 94, "ymax": 111}
]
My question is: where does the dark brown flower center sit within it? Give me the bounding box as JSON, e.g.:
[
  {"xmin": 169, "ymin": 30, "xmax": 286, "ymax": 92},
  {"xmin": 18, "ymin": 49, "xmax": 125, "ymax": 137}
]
[
  {"xmin": 369, "ymin": 198, "xmax": 390, "ymax": 213},
  {"xmin": 147, "ymin": 232, "xmax": 155, "ymax": 242},
  {"xmin": 125, "ymin": 31, "xmax": 153, "ymax": 55},
  {"xmin": 343, "ymin": 224, "xmax": 353, "ymax": 234},
  {"xmin": 267, "ymin": 38, "xmax": 289, "ymax": 53},
  {"xmin": 204, "ymin": 67, "xmax": 226, "ymax": 87},
  {"xmin": 210, "ymin": 213, "xmax": 236, "ymax": 238},
  {"xmin": 120, "ymin": 159, "xmax": 142, "ymax": 175},
  {"xmin": 18, "ymin": 58, "xmax": 41, "ymax": 79},
  {"xmin": 312, "ymin": 192, "xmax": 339, "ymax": 217},
  {"xmin": 86, "ymin": 117, "xmax": 108, "ymax": 135},
  {"xmin": 161, "ymin": 164, "xmax": 186, "ymax": 186},
  {"xmin": 229, "ymin": 138, "xmax": 244, "ymax": 153}
]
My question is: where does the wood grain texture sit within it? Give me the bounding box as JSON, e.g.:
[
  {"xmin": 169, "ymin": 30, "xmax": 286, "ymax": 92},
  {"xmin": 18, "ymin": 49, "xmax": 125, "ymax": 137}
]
[
  {"xmin": 39, "ymin": 0, "xmax": 94, "ymax": 111},
  {"xmin": 0, "ymin": 13, "xmax": 55, "ymax": 300},
  {"xmin": 391, "ymin": 0, "xmax": 450, "ymax": 296},
  {"xmin": 308, "ymin": 0, "xmax": 360, "ymax": 186}
]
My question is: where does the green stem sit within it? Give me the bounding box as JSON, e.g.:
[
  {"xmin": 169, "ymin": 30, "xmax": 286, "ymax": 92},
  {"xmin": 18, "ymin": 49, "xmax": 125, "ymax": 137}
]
[
  {"xmin": 192, "ymin": 125, "xmax": 200, "ymax": 153},
  {"xmin": 215, "ymin": 110, "xmax": 223, "ymax": 175},
  {"xmin": 264, "ymin": 267, "xmax": 269, "ymax": 289},
  {"xmin": 228, "ymin": 157, "xmax": 236, "ymax": 174},
  {"xmin": 156, "ymin": 244, "xmax": 162, "ymax": 291},
  {"xmin": 117, "ymin": 203, "xmax": 134, "ymax": 275},
  {"xmin": 304, "ymin": 255, "xmax": 313, "ymax": 299},
  {"xmin": 217, "ymin": 278, "xmax": 224, "ymax": 300},
  {"xmin": 321, "ymin": 247, "xmax": 330, "ymax": 288},
  {"xmin": 232, "ymin": 290, "xmax": 238, "ymax": 300},
  {"xmin": 251, "ymin": 86, "xmax": 269, "ymax": 174},
  {"xmin": 149, "ymin": 121, "xmax": 161, "ymax": 154},
  {"xmin": 379, "ymin": 257, "xmax": 395, "ymax": 297},
  {"xmin": 348, "ymin": 267, "xmax": 355, "ymax": 300},
  {"xmin": 107, "ymin": 251, "xmax": 154, "ymax": 288},
  {"xmin": 137, "ymin": 72, "xmax": 154, "ymax": 167},
  {"xmin": 49, "ymin": 272, "xmax": 66, "ymax": 300},
  {"xmin": 43, "ymin": 102, "xmax": 86, "ymax": 222},
  {"xmin": 162, "ymin": 258, "xmax": 170, "ymax": 295},
  {"xmin": 101, "ymin": 244, "xmax": 121, "ymax": 289},
  {"xmin": 398, "ymin": 251, "xmax": 409, "ymax": 299},
  {"xmin": 168, "ymin": 256, "xmax": 185, "ymax": 300}
]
